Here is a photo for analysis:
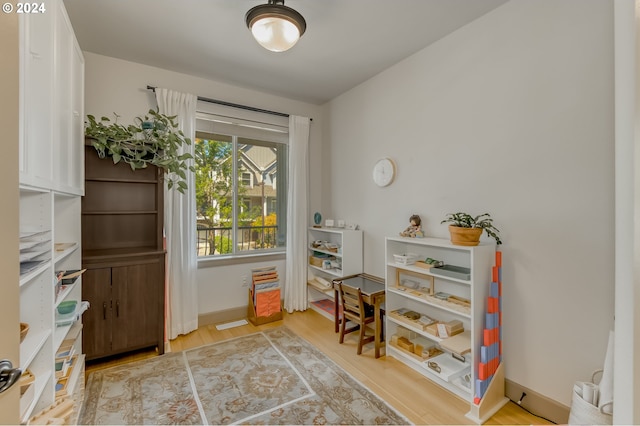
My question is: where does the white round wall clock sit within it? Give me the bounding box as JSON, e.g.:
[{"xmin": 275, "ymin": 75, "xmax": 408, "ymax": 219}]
[{"xmin": 372, "ymin": 157, "xmax": 396, "ymax": 187}]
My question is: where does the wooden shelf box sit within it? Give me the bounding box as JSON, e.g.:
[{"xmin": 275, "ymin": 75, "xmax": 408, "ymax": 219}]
[{"xmin": 247, "ymin": 266, "xmax": 282, "ymax": 326}]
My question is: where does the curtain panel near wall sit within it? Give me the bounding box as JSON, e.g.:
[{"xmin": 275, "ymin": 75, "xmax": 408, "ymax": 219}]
[
  {"xmin": 155, "ymin": 88, "xmax": 199, "ymax": 339},
  {"xmin": 284, "ymin": 115, "xmax": 311, "ymax": 312}
]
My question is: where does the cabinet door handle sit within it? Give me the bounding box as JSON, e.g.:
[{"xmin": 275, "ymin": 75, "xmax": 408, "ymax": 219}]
[
  {"xmin": 103, "ymin": 302, "xmax": 107, "ymax": 320},
  {"xmin": 116, "ymin": 300, "xmax": 120, "ymax": 317}
]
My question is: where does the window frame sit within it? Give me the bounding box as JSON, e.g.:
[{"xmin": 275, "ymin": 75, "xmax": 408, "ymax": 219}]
[
  {"xmin": 240, "ymin": 171, "xmax": 252, "ymax": 187},
  {"xmin": 194, "ymin": 109, "xmax": 288, "ymax": 265}
]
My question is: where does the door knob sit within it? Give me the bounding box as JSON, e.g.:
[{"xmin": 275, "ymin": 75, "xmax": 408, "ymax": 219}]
[{"xmin": 0, "ymin": 360, "xmax": 22, "ymax": 394}]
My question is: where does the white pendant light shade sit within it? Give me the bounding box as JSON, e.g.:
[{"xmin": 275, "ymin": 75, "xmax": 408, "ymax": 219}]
[
  {"xmin": 246, "ymin": 0, "xmax": 306, "ymax": 52},
  {"xmin": 251, "ymin": 16, "xmax": 300, "ymax": 52}
]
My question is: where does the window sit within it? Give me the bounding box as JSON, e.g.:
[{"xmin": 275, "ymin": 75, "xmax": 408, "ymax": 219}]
[
  {"xmin": 241, "ymin": 172, "xmax": 252, "ymax": 187},
  {"xmin": 194, "ymin": 111, "xmax": 288, "ymax": 258}
]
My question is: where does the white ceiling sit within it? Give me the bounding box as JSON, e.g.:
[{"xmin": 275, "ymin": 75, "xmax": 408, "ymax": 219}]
[{"xmin": 63, "ymin": 0, "xmax": 508, "ymax": 105}]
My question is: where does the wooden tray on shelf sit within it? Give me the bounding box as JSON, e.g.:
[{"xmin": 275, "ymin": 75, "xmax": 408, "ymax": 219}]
[
  {"xmin": 414, "ymin": 261, "xmax": 435, "ymax": 270},
  {"xmin": 440, "ymin": 330, "xmax": 472, "ymax": 356},
  {"xmin": 423, "ymin": 294, "xmax": 472, "ymax": 315},
  {"xmin": 389, "ymin": 334, "xmax": 443, "ymax": 361},
  {"xmin": 448, "ymin": 295, "xmax": 471, "ymax": 308},
  {"xmin": 388, "ymin": 309, "xmax": 436, "ymax": 331}
]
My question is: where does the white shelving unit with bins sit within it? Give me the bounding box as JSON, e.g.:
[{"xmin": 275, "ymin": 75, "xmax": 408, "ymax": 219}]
[
  {"xmin": 52, "ymin": 192, "xmax": 86, "ymax": 424},
  {"xmin": 384, "ymin": 236, "xmax": 507, "ymax": 423},
  {"xmin": 17, "ymin": 0, "xmax": 86, "ymax": 422},
  {"xmin": 307, "ymin": 227, "xmax": 363, "ymax": 320},
  {"xmin": 19, "ymin": 187, "xmax": 54, "ymax": 422},
  {"xmin": 19, "ymin": 190, "xmax": 85, "ymax": 423}
]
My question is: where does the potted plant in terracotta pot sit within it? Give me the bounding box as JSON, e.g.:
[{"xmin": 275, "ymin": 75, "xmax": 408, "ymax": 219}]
[
  {"xmin": 85, "ymin": 109, "xmax": 193, "ymax": 193},
  {"xmin": 441, "ymin": 212, "xmax": 502, "ymax": 246}
]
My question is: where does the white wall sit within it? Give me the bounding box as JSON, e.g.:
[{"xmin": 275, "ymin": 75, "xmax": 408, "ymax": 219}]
[
  {"xmin": 323, "ymin": 0, "xmax": 614, "ymax": 406},
  {"xmin": 83, "ymin": 52, "xmax": 324, "ymax": 316}
]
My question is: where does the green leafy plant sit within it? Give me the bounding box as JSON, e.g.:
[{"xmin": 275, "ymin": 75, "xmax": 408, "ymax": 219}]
[
  {"xmin": 85, "ymin": 109, "xmax": 194, "ymax": 193},
  {"xmin": 441, "ymin": 212, "xmax": 502, "ymax": 245}
]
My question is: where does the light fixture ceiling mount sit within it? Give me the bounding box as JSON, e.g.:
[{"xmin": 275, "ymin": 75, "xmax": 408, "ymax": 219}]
[{"xmin": 245, "ymin": 0, "xmax": 306, "ymax": 53}]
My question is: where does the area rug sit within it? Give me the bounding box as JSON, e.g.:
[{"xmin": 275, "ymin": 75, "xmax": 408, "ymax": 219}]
[{"xmin": 80, "ymin": 326, "xmax": 410, "ymax": 425}]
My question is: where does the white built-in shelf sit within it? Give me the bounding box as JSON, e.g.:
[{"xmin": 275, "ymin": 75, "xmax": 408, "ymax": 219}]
[
  {"xmin": 53, "ymin": 243, "xmax": 79, "ymax": 264},
  {"xmin": 307, "ymin": 279, "xmax": 334, "ymax": 296},
  {"xmin": 20, "ymin": 328, "xmax": 51, "ymax": 370},
  {"xmin": 306, "ymin": 227, "xmax": 363, "ymax": 311},
  {"xmin": 387, "ymin": 286, "xmax": 472, "ymax": 318},
  {"xmin": 21, "ymin": 371, "xmax": 53, "ymax": 424},
  {"xmin": 308, "ymin": 264, "xmax": 343, "ymax": 277},
  {"xmin": 19, "ymin": 262, "xmax": 51, "ymax": 287},
  {"xmin": 308, "ymin": 245, "xmax": 343, "ymax": 258},
  {"xmin": 388, "ymin": 261, "xmax": 472, "ymax": 285}
]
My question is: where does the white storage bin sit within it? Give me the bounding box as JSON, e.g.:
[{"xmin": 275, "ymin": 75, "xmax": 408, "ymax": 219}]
[
  {"xmin": 568, "ymin": 369, "xmax": 613, "ymax": 425},
  {"xmin": 393, "ymin": 253, "xmax": 417, "ymax": 265},
  {"xmin": 568, "ymin": 386, "xmax": 612, "ymax": 425}
]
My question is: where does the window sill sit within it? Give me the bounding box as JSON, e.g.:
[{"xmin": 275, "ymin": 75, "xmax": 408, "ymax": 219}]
[{"xmin": 197, "ymin": 251, "xmax": 286, "ymax": 268}]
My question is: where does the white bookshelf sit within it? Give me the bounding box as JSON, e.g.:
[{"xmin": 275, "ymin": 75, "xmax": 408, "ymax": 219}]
[
  {"xmin": 307, "ymin": 227, "xmax": 363, "ymax": 320},
  {"xmin": 385, "ymin": 236, "xmax": 508, "ymax": 423}
]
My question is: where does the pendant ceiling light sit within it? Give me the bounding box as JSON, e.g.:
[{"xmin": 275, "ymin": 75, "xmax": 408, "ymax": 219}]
[{"xmin": 245, "ymin": 0, "xmax": 306, "ymax": 52}]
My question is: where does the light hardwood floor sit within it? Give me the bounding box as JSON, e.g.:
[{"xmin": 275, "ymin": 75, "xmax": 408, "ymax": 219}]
[{"xmin": 85, "ymin": 309, "xmax": 552, "ymax": 425}]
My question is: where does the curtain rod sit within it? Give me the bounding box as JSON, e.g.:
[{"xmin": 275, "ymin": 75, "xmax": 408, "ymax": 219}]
[{"xmin": 146, "ymin": 85, "xmax": 291, "ymax": 118}]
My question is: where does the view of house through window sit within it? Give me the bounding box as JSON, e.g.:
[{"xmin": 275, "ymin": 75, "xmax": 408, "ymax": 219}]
[{"xmin": 195, "ymin": 131, "xmax": 288, "ymax": 257}]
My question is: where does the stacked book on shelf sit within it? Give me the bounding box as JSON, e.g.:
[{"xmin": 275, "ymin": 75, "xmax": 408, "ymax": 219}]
[
  {"xmin": 248, "ymin": 266, "xmax": 282, "ymax": 326},
  {"xmin": 54, "ymin": 269, "xmax": 86, "ymax": 303},
  {"xmin": 19, "ymin": 230, "xmax": 51, "ymax": 276}
]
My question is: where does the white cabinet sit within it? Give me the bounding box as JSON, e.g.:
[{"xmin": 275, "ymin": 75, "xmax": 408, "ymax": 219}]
[
  {"xmin": 18, "ymin": 0, "xmax": 85, "ymax": 422},
  {"xmin": 19, "ymin": 0, "xmax": 84, "ymax": 196},
  {"xmin": 52, "ymin": 0, "xmax": 84, "ymax": 195},
  {"xmin": 68, "ymin": 37, "xmax": 85, "ymax": 193},
  {"xmin": 385, "ymin": 236, "xmax": 508, "ymax": 423},
  {"xmin": 307, "ymin": 227, "xmax": 363, "ymax": 320},
  {"xmin": 19, "ymin": 11, "xmax": 54, "ymax": 189}
]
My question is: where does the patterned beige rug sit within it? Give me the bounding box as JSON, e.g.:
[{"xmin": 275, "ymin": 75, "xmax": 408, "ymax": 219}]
[{"xmin": 80, "ymin": 326, "xmax": 410, "ymax": 425}]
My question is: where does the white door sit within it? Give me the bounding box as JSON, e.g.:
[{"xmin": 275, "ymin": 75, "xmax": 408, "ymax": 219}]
[{"xmin": 0, "ymin": 11, "xmax": 22, "ymax": 424}]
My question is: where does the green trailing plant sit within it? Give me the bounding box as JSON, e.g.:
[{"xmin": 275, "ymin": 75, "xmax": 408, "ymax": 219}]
[
  {"xmin": 85, "ymin": 109, "xmax": 194, "ymax": 193},
  {"xmin": 441, "ymin": 212, "xmax": 502, "ymax": 245}
]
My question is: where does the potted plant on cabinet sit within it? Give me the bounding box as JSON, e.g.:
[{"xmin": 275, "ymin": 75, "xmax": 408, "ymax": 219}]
[
  {"xmin": 441, "ymin": 212, "xmax": 502, "ymax": 246},
  {"xmin": 85, "ymin": 109, "xmax": 194, "ymax": 193}
]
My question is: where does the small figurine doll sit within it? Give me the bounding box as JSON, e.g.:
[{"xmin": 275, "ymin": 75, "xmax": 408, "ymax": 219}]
[{"xmin": 400, "ymin": 214, "xmax": 424, "ymax": 238}]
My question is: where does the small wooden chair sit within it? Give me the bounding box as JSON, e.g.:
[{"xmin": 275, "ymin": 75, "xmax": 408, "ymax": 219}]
[{"xmin": 338, "ymin": 283, "xmax": 375, "ymax": 355}]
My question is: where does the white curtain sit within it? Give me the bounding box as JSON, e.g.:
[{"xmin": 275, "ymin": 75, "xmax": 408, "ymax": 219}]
[
  {"xmin": 284, "ymin": 115, "xmax": 311, "ymax": 312},
  {"xmin": 155, "ymin": 88, "xmax": 199, "ymax": 339}
]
